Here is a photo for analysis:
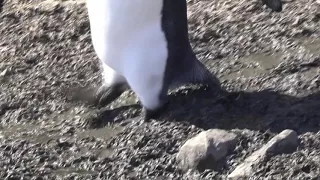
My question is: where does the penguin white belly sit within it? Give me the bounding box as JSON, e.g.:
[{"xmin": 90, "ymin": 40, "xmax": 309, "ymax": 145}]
[
  {"xmin": 87, "ymin": 0, "xmax": 167, "ymax": 72},
  {"xmin": 87, "ymin": 0, "xmax": 168, "ymax": 110}
]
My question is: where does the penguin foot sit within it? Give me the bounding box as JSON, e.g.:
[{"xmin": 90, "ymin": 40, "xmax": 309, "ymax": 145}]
[
  {"xmin": 141, "ymin": 98, "xmax": 169, "ymax": 122},
  {"xmin": 95, "ymin": 84, "xmax": 128, "ymax": 107},
  {"xmin": 214, "ymin": 91, "xmax": 245, "ymax": 110},
  {"xmin": 262, "ymin": 0, "xmax": 282, "ymax": 12}
]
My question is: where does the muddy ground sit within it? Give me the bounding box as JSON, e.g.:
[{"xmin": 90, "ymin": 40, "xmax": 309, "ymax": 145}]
[{"xmin": 0, "ymin": 0, "xmax": 320, "ymax": 179}]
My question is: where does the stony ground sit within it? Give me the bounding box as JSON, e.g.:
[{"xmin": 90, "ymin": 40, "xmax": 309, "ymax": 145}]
[{"xmin": 0, "ymin": 0, "xmax": 320, "ymax": 179}]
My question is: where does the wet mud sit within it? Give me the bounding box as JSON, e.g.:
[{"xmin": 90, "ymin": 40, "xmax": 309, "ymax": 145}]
[{"xmin": 0, "ymin": 0, "xmax": 320, "ymax": 179}]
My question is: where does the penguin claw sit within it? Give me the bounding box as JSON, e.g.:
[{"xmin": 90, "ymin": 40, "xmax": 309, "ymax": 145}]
[
  {"xmin": 141, "ymin": 98, "xmax": 169, "ymax": 122},
  {"xmin": 94, "ymin": 84, "xmax": 127, "ymax": 107},
  {"xmin": 142, "ymin": 107, "xmax": 165, "ymax": 122}
]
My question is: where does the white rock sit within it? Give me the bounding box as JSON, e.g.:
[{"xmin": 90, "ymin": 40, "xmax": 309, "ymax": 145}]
[
  {"xmin": 176, "ymin": 129, "xmax": 238, "ymax": 172},
  {"xmin": 228, "ymin": 129, "xmax": 299, "ymax": 179},
  {"xmin": 0, "ymin": 69, "xmax": 8, "ymax": 77}
]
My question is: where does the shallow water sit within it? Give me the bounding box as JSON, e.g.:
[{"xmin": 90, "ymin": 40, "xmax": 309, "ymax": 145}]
[
  {"xmin": 221, "ymin": 52, "xmax": 283, "ymax": 80},
  {"xmin": 300, "ymin": 38, "xmax": 320, "ymax": 55},
  {"xmin": 221, "ymin": 37, "xmax": 320, "ymax": 81},
  {"xmin": 78, "ymin": 124, "xmax": 123, "ymax": 140}
]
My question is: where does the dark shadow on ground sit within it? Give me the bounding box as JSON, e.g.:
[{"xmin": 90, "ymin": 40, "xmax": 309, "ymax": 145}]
[
  {"xmin": 163, "ymin": 87, "xmax": 320, "ymax": 134},
  {"xmin": 0, "ymin": 0, "xmax": 3, "ymax": 13},
  {"xmin": 88, "ymin": 86, "xmax": 320, "ymax": 135}
]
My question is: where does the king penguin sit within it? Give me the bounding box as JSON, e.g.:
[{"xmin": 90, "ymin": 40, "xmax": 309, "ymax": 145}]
[
  {"xmin": 86, "ymin": 0, "xmax": 222, "ymax": 121},
  {"xmin": 86, "ymin": 0, "xmax": 283, "ymax": 121}
]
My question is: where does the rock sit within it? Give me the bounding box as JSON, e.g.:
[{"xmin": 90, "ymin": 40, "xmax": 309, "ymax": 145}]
[
  {"xmin": 0, "ymin": 68, "xmax": 8, "ymax": 77},
  {"xmin": 228, "ymin": 129, "xmax": 299, "ymax": 179},
  {"xmin": 176, "ymin": 129, "xmax": 238, "ymax": 172}
]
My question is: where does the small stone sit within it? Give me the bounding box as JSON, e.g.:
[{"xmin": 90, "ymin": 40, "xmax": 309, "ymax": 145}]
[
  {"xmin": 0, "ymin": 68, "xmax": 8, "ymax": 76},
  {"xmin": 176, "ymin": 129, "xmax": 238, "ymax": 172},
  {"xmin": 292, "ymin": 17, "xmax": 304, "ymax": 26},
  {"xmin": 228, "ymin": 129, "xmax": 299, "ymax": 179}
]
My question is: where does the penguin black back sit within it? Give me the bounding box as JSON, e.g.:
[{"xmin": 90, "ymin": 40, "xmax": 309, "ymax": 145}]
[{"xmin": 161, "ymin": 0, "xmax": 220, "ymax": 90}]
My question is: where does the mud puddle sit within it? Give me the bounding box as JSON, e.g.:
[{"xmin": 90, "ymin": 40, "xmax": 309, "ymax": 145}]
[
  {"xmin": 0, "ymin": 106, "xmax": 125, "ymax": 144},
  {"xmin": 0, "ymin": 123, "xmax": 38, "ymax": 139},
  {"xmin": 242, "ymin": 53, "xmax": 283, "ymax": 70},
  {"xmin": 0, "ymin": 122, "xmax": 62, "ymax": 144},
  {"xmin": 221, "ymin": 52, "xmax": 283, "ymax": 80},
  {"xmin": 299, "ymin": 38, "xmax": 320, "ymax": 55},
  {"xmin": 221, "ymin": 36, "xmax": 320, "ymax": 81},
  {"xmin": 52, "ymin": 168, "xmax": 95, "ymax": 177},
  {"xmin": 78, "ymin": 124, "xmax": 123, "ymax": 140},
  {"xmin": 300, "ymin": 66, "xmax": 320, "ymax": 78}
]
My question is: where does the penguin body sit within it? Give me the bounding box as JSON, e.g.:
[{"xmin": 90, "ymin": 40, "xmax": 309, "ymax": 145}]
[
  {"xmin": 87, "ymin": 0, "xmax": 220, "ymax": 120},
  {"xmin": 87, "ymin": 0, "xmax": 168, "ymax": 112}
]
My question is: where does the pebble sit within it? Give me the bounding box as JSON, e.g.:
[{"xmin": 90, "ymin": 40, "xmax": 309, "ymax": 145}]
[
  {"xmin": 228, "ymin": 129, "xmax": 299, "ymax": 179},
  {"xmin": 176, "ymin": 129, "xmax": 238, "ymax": 172},
  {"xmin": 0, "ymin": 68, "xmax": 8, "ymax": 76}
]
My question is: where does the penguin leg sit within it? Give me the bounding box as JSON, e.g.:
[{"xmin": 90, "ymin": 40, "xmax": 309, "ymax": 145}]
[
  {"xmin": 124, "ymin": 64, "xmax": 169, "ymax": 122},
  {"xmin": 95, "ymin": 63, "xmax": 129, "ymax": 107},
  {"xmin": 141, "ymin": 89, "xmax": 169, "ymax": 122}
]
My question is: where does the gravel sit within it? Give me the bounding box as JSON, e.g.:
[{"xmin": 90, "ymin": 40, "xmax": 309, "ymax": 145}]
[{"xmin": 0, "ymin": 0, "xmax": 320, "ymax": 179}]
